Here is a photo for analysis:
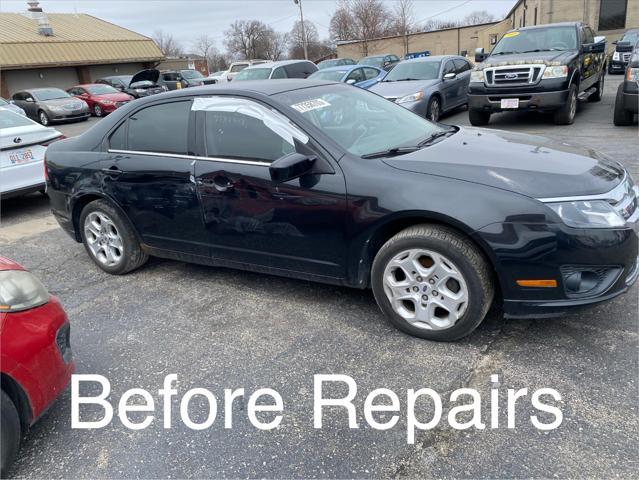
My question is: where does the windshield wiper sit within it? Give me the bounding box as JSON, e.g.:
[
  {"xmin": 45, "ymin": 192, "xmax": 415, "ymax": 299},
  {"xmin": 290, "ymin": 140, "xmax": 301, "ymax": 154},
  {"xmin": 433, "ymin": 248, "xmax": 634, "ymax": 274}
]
[
  {"xmin": 519, "ymin": 48, "xmax": 564, "ymax": 53},
  {"xmin": 361, "ymin": 146, "xmax": 421, "ymax": 159},
  {"xmin": 417, "ymin": 128, "xmax": 456, "ymax": 147},
  {"xmin": 493, "ymin": 51, "xmax": 517, "ymax": 55}
]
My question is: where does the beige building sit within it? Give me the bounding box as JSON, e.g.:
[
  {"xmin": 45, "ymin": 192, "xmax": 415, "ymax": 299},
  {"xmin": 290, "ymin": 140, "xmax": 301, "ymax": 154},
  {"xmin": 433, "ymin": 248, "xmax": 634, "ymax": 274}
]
[
  {"xmin": 337, "ymin": 0, "xmax": 639, "ymax": 60},
  {"xmin": 0, "ymin": 2, "xmax": 164, "ymax": 98}
]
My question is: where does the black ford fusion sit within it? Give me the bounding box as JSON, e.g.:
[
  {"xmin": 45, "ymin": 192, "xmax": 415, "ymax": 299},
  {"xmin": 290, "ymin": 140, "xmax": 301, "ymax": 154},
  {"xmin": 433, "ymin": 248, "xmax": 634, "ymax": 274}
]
[{"xmin": 45, "ymin": 80, "xmax": 639, "ymax": 341}]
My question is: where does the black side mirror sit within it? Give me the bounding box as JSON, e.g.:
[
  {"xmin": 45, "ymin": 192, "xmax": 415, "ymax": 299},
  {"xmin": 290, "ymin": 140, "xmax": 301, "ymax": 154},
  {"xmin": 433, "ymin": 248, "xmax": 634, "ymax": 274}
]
[
  {"xmin": 269, "ymin": 153, "xmax": 316, "ymax": 183},
  {"xmin": 475, "ymin": 47, "xmax": 486, "ymax": 63}
]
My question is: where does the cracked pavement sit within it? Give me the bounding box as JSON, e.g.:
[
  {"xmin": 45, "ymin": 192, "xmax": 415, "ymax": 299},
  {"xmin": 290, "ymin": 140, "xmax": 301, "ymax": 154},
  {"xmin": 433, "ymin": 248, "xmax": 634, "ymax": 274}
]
[{"xmin": 0, "ymin": 75, "xmax": 637, "ymax": 479}]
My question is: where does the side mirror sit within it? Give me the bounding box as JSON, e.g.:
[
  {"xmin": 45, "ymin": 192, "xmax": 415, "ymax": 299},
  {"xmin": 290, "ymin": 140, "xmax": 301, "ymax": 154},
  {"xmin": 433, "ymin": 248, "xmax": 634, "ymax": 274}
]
[
  {"xmin": 269, "ymin": 153, "xmax": 316, "ymax": 183},
  {"xmin": 475, "ymin": 47, "xmax": 486, "ymax": 63},
  {"xmin": 346, "ymin": 78, "xmax": 357, "ymax": 85},
  {"xmin": 443, "ymin": 72, "xmax": 456, "ymax": 80},
  {"xmin": 25, "ymin": 97, "xmax": 35, "ymax": 103},
  {"xmin": 9, "ymin": 99, "xmax": 15, "ymax": 104}
]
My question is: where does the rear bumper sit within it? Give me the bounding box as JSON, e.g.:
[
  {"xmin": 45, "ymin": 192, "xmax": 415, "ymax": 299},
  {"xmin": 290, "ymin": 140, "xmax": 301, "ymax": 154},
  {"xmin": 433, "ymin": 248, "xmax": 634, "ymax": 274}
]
[
  {"xmin": 1, "ymin": 182, "xmax": 45, "ymax": 199},
  {"xmin": 469, "ymin": 88, "xmax": 569, "ymax": 113}
]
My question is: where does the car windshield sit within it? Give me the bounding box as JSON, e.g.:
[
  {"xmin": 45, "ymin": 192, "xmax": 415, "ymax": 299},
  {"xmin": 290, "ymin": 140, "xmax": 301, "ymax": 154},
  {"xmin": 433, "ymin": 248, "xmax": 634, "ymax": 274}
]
[
  {"xmin": 384, "ymin": 61, "xmax": 441, "ymax": 81},
  {"xmin": 621, "ymin": 32, "xmax": 639, "ymax": 44},
  {"xmin": 308, "ymin": 70, "xmax": 348, "ymax": 82},
  {"xmin": 276, "ymin": 85, "xmax": 443, "ymax": 157},
  {"xmin": 211, "ymin": 71, "xmax": 225, "ymax": 76},
  {"xmin": 32, "ymin": 89, "xmax": 70, "ymax": 101},
  {"xmin": 234, "ymin": 68, "xmax": 272, "ymax": 81},
  {"xmin": 492, "ymin": 26, "xmax": 578, "ymax": 54},
  {"xmin": 359, "ymin": 56, "xmax": 385, "ymax": 68},
  {"xmin": 181, "ymin": 70, "xmax": 204, "ymax": 79},
  {"xmin": 318, "ymin": 59, "xmax": 341, "ymax": 69},
  {"xmin": 0, "ymin": 109, "xmax": 34, "ymax": 128},
  {"xmin": 230, "ymin": 64, "xmax": 248, "ymax": 73},
  {"xmin": 86, "ymin": 85, "xmax": 118, "ymax": 95}
]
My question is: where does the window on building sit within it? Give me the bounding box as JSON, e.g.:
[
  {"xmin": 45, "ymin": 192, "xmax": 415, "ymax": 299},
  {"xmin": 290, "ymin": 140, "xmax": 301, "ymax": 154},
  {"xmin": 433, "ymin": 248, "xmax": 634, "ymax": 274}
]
[
  {"xmin": 598, "ymin": 0, "xmax": 627, "ymax": 30},
  {"xmin": 127, "ymin": 101, "xmax": 191, "ymax": 154}
]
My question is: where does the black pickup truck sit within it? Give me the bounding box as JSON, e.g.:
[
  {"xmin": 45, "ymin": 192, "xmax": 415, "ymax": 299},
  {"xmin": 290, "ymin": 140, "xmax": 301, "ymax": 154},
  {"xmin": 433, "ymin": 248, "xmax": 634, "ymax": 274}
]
[
  {"xmin": 468, "ymin": 22, "xmax": 607, "ymax": 125},
  {"xmin": 613, "ymin": 42, "xmax": 638, "ymax": 125}
]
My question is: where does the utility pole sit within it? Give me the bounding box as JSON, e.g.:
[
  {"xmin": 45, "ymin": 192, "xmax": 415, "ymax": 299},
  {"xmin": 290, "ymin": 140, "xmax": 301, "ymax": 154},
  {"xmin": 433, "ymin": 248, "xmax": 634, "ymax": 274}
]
[{"xmin": 293, "ymin": 0, "xmax": 308, "ymax": 60}]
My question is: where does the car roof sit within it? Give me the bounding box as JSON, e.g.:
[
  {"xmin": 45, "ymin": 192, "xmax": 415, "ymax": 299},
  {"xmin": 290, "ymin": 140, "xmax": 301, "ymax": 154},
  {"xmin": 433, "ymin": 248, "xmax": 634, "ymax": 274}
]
[
  {"xmin": 317, "ymin": 65, "xmax": 364, "ymax": 73},
  {"xmin": 243, "ymin": 59, "xmax": 315, "ymax": 70},
  {"xmin": 23, "ymin": 87, "xmax": 66, "ymax": 92},
  {"xmin": 141, "ymin": 79, "xmax": 337, "ymax": 98},
  {"xmin": 75, "ymin": 83, "xmax": 106, "ymax": 88},
  {"xmin": 515, "ymin": 22, "xmax": 580, "ymax": 32}
]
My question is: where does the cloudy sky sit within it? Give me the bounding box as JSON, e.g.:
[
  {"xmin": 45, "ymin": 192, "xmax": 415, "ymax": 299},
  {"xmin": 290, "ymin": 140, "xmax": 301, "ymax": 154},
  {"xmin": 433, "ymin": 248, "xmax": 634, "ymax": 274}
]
[{"xmin": 3, "ymin": 0, "xmax": 518, "ymax": 50}]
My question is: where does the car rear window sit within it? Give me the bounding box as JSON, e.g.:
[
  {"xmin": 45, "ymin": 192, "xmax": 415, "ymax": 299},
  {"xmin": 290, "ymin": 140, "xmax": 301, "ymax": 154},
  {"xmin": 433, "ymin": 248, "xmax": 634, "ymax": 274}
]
[
  {"xmin": 0, "ymin": 109, "xmax": 34, "ymax": 129},
  {"xmin": 126, "ymin": 101, "xmax": 191, "ymax": 154}
]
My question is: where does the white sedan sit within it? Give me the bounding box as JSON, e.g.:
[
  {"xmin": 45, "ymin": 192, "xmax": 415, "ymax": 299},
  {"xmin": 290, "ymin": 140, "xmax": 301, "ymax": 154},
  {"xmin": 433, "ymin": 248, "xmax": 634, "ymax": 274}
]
[{"xmin": 0, "ymin": 107, "xmax": 64, "ymax": 198}]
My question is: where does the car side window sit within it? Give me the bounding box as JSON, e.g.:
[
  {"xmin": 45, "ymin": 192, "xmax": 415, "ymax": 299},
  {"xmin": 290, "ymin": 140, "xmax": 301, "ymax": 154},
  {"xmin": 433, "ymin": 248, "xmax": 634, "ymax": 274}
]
[
  {"xmin": 12, "ymin": 93, "xmax": 23, "ymax": 101},
  {"xmin": 346, "ymin": 68, "xmax": 365, "ymax": 82},
  {"xmin": 127, "ymin": 101, "xmax": 191, "ymax": 154},
  {"xmin": 363, "ymin": 67, "xmax": 380, "ymax": 79},
  {"xmin": 582, "ymin": 27, "xmax": 594, "ymax": 44},
  {"xmin": 271, "ymin": 67, "xmax": 287, "ymax": 79},
  {"xmin": 453, "ymin": 59, "xmax": 470, "ymax": 73},
  {"xmin": 443, "ymin": 60, "xmax": 455, "ymax": 76},
  {"xmin": 201, "ymin": 98, "xmax": 303, "ymax": 163},
  {"xmin": 109, "ymin": 122, "xmax": 127, "ymax": 150}
]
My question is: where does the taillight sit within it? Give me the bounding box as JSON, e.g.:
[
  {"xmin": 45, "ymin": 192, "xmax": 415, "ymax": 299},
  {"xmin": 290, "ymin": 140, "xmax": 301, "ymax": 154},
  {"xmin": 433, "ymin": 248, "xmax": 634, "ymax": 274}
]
[{"xmin": 41, "ymin": 134, "xmax": 66, "ymax": 147}]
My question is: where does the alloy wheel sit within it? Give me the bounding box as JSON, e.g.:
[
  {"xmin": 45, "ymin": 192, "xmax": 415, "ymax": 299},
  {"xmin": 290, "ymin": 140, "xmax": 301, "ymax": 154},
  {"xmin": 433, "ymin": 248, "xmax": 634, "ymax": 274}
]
[
  {"xmin": 39, "ymin": 111, "xmax": 48, "ymax": 126},
  {"xmin": 569, "ymin": 90, "xmax": 577, "ymax": 121},
  {"xmin": 429, "ymin": 99, "xmax": 440, "ymax": 122},
  {"xmin": 382, "ymin": 248, "xmax": 468, "ymax": 330},
  {"xmin": 84, "ymin": 211, "xmax": 124, "ymax": 267},
  {"xmin": 94, "ymin": 104, "xmax": 103, "ymax": 117}
]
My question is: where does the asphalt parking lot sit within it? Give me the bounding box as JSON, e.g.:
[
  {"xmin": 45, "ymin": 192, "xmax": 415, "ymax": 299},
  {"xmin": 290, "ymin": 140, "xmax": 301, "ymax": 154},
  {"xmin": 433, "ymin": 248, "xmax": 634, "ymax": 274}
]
[{"xmin": 1, "ymin": 75, "xmax": 637, "ymax": 478}]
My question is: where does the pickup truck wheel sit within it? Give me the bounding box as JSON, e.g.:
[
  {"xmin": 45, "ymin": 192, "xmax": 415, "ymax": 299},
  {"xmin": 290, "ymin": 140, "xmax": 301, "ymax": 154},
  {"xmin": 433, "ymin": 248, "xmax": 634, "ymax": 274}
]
[
  {"xmin": 371, "ymin": 224, "xmax": 494, "ymax": 341},
  {"xmin": 588, "ymin": 73, "xmax": 604, "ymax": 102},
  {"xmin": 469, "ymin": 109, "xmax": 490, "ymax": 126},
  {"xmin": 1, "ymin": 390, "xmax": 21, "ymax": 478},
  {"xmin": 554, "ymin": 84, "xmax": 577, "ymax": 125},
  {"xmin": 79, "ymin": 199, "xmax": 148, "ymax": 275},
  {"xmin": 613, "ymin": 83, "xmax": 634, "ymax": 126}
]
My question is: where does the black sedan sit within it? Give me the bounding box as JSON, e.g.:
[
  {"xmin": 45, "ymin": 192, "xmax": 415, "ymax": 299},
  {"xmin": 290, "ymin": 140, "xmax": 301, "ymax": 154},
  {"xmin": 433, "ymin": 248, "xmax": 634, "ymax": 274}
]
[{"xmin": 44, "ymin": 80, "xmax": 639, "ymax": 341}]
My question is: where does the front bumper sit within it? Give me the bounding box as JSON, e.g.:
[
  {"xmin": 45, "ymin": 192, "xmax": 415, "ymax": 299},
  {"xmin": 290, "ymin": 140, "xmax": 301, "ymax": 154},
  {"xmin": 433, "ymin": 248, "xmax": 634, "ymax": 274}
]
[
  {"xmin": 469, "ymin": 88, "xmax": 569, "ymax": 113},
  {"xmin": 609, "ymin": 59, "xmax": 628, "ymax": 72},
  {"xmin": 49, "ymin": 111, "xmax": 90, "ymax": 122},
  {"xmin": 397, "ymin": 98, "xmax": 428, "ymax": 117},
  {"xmin": 474, "ymin": 222, "xmax": 639, "ymax": 319}
]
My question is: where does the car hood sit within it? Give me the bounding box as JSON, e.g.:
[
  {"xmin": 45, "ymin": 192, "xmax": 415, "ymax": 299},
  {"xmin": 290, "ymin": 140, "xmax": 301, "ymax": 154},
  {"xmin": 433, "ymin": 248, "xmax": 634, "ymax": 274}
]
[
  {"xmin": 130, "ymin": 69, "xmax": 160, "ymax": 86},
  {"xmin": 369, "ymin": 79, "xmax": 439, "ymax": 98},
  {"xmin": 41, "ymin": 98, "xmax": 86, "ymax": 108},
  {"xmin": 93, "ymin": 92, "xmax": 132, "ymax": 102},
  {"xmin": 383, "ymin": 127, "xmax": 625, "ymax": 199},
  {"xmin": 481, "ymin": 50, "xmax": 576, "ymax": 67}
]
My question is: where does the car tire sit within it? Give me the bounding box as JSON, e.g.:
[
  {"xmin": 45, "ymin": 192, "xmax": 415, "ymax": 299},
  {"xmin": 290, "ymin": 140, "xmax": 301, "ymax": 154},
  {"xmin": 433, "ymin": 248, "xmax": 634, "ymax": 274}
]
[
  {"xmin": 371, "ymin": 224, "xmax": 494, "ymax": 342},
  {"xmin": 79, "ymin": 199, "xmax": 148, "ymax": 275},
  {"xmin": 469, "ymin": 109, "xmax": 490, "ymax": 126},
  {"xmin": 38, "ymin": 110, "xmax": 49, "ymax": 126},
  {"xmin": 554, "ymin": 83, "xmax": 577, "ymax": 125},
  {"xmin": 588, "ymin": 73, "xmax": 604, "ymax": 102},
  {"xmin": 613, "ymin": 83, "xmax": 634, "ymax": 126},
  {"xmin": 427, "ymin": 96, "xmax": 441, "ymax": 122},
  {"xmin": 94, "ymin": 104, "xmax": 103, "ymax": 117},
  {"xmin": 1, "ymin": 390, "xmax": 21, "ymax": 478}
]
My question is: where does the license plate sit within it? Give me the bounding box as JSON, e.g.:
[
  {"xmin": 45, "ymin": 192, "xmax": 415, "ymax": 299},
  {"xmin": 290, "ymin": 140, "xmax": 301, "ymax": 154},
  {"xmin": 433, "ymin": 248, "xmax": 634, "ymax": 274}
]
[
  {"xmin": 8, "ymin": 148, "xmax": 35, "ymax": 165},
  {"xmin": 501, "ymin": 98, "xmax": 519, "ymax": 109}
]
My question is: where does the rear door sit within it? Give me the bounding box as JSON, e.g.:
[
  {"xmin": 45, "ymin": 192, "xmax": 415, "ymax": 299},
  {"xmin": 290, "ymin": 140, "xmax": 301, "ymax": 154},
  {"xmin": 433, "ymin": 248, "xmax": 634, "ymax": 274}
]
[
  {"xmin": 440, "ymin": 60, "xmax": 459, "ymax": 110},
  {"xmin": 192, "ymin": 95, "xmax": 348, "ymax": 279},
  {"xmin": 102, "ymin": 98, "xmax": 208, "ymax": 256},
  {"xmin": 452, "ymin": 58, "xmax": 472, "ymax": 106}
]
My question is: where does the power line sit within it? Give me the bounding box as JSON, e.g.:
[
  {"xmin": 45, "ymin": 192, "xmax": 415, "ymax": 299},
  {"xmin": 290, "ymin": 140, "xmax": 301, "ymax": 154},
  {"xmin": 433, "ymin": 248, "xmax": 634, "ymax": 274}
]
[{"xmin": 414, "ymin": 0, "xmax": 472, "ymax": 24}]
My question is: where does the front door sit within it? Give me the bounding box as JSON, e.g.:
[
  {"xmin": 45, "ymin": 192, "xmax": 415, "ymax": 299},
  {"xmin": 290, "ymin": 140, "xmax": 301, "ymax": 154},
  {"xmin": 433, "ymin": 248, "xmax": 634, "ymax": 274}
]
[
  {"xmin": 192, "ymin": 96, "xmax": 349, "ymax": 280},
  {"xmin": 102, "ymin": 98, "xmax": 208, "ymax": 256}
]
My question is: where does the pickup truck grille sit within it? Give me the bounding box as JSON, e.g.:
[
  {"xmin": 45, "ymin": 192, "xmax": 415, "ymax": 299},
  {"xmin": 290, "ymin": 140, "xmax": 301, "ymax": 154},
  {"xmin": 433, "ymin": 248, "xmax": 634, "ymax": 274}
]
[{"xmin": 484, "ymin": 64, "xmax": 545, "ymax": 87}]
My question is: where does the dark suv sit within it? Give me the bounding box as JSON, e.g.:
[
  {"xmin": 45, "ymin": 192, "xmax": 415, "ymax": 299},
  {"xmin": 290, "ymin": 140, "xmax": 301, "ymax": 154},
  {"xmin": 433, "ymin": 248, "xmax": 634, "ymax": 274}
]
[
  {"xmin": 609, "ymin": 28, "xmax": 639, "ymax": 74},
  {"xmin": 613, "ymin": 42, "xmax": 639, "ymax": 125},
  {"xmin": 469, "ymin": 22, "xmax": 607, "ymax": 125}
]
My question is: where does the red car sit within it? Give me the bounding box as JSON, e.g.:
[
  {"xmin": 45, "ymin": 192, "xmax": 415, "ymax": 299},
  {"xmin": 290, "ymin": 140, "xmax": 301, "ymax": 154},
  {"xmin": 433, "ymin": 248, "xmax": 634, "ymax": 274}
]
[
  {"xmin": 67, "ymin": 83, "xmax": 134, "ymax": 117},
  {"xmin": 0, "ymin": 256, "xmax": 74, "ymax": 476}
]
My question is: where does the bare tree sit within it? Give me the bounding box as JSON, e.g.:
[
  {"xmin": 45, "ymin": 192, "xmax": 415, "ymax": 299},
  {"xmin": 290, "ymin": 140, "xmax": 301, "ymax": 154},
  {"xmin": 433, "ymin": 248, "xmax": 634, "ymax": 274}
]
[
  {"xmin": 342, "ymin": 0, "xmax": 393, "ymax": 56},
  {"xmin": 392, "ymin": 0, "xmax": 416, "ymax": 55},
  {"xmin": 192, "ymin": 34, "xmax": 218, "ymax": 71},
  {"xmin": 288, "ymin": 20, "xmax": 320, "ymax": 59},
  {"xmin": 460, "ymin": 10, "xmax": 496, "ymax": 26},
  {"xmin": 264, "ymin": 30, "xmax": 289, "ymax": 61},
  {"xmin": 152, "ymin": 29, "xmax": 182, "ymax": 57},
  {"xmin": 329, "ymin": 0, "xmax": 356, "ymax": 42},
  {"xmin": 224, "ymin": 20, "xmax": 272, "ymax": 60},
  {"xmin": 422, "ymin": 18, "xmax": 460, "ymax": 32}
]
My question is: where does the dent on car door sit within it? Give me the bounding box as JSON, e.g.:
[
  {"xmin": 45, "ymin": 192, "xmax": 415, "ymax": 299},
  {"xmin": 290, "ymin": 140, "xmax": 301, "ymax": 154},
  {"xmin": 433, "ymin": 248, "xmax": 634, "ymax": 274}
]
[
  {"xmin": 192, "ymin": 96, "xmax": 349, "ymax": 279},
  {"xmin": 103, "ymin": 99, "xmax": 208, "ymax": 255}
]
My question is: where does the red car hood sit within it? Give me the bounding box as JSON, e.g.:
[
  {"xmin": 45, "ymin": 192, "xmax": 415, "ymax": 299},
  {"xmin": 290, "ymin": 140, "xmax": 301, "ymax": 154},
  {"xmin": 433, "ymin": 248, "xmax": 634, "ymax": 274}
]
[
  {"xmin": 0, "ymin": 256, "xmax": 24, "ymax": 271},
  {"xmin": 93, "ymin": 92, "xmax": 132, "ymax": 102}
]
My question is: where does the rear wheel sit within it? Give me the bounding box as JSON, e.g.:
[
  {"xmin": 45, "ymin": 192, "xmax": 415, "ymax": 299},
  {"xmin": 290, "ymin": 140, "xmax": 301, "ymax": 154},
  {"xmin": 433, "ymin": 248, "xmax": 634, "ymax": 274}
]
[
  {"xmin": 79, "ymin": 199, "xmax": 148, "ymax": 274},
  {"xmin": 38, "ymin": 110, "xmax": 49, "ymax": 126},
  {"xmin": 613, "ymin": 83, "xmax": 634, "ymax": 126},
  {"xmin": 554, "ymin": 84, "xmax": 577, "ymax": 125},
  {"xmin": 469, "ymin": 108, "xmax": 490, "ymax": 126},
  {"xmin": 371, "ymin": 225, "xmax": 494, "ymax": 341},
  {"xmin": 427, "ymin": 96, "xmax": 441, "ymax": 122},
  {"xmin": 1, "ymin": 390, "xmax": 21, "ymax": 478}
]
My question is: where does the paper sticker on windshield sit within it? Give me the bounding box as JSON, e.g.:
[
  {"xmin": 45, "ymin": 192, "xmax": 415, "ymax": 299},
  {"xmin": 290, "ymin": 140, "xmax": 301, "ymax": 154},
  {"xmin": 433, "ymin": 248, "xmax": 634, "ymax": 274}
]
[
  {"xmin": 291, "ymin": 99, "xmax": 331, "ymax": 113},
  {"xmin": 504, "ymin": 31, "xmax": 520, "ymax": 38}
]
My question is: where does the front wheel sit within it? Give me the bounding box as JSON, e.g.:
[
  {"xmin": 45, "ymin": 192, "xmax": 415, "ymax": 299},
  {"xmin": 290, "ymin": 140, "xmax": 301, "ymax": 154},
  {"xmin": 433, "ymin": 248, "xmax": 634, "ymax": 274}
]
[
  {"xmin": 554, "ymin": 84, "xmax": 577, "ymax": 125},
  {"xmin": 79, "ymin": 199, "xmax": 148, "ymax": 274},
  {"xmin": 1, "ymin": 390, "xmax": 21, "ymax": 478},
  {"xmin": 427, "ymin": 96, "xmax": 441, "ymax": 122},
  {"xmin": 94, "ymin": 104, "xmax": 103, "ymax": 117},
  {"xmin": 38, "ymin": 110, "xmax": 49, "ymax": 126},
  {"xmin": 371, "ymin": 225, "xmax": 494, "ymax": 341},
  {"xmin": 469, "ymin": 108, "xmax": 490, "ymax": 126}
]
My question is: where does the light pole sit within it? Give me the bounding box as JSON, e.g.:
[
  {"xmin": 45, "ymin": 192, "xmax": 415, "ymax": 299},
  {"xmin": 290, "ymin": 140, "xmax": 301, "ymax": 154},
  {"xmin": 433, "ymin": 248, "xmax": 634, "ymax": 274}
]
[{"xmin": 293, "ymin": 0, "xmax": 308, "ymax": 60}]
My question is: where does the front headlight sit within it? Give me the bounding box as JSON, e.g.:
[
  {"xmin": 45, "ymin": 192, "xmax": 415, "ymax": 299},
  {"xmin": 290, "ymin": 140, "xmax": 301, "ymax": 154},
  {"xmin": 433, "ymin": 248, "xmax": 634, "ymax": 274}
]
[
  {"xmin": 135, "ymin": 88, "xmax": 146, "ymax": 93},
  {"xmin": 49, "ymin": 105, "xmax": 65, "ymax": 112},
  {"xmin": 542, "ymin": 65, "xmax": 569, "ymax": 79},
  {"xmin": 470, "ymin": 70, "xmax": 485, "ymax": 83},
  {"xmin": 0, "ymin": 270, "xmax": 50, "ymax": 312},
  {"xmin": 548, "ymin": 200, "xmax": 626, "ymax": 229},
  {"xmin": 613, "ymin": 51, "xmax": 620, "ymax": 61},
  {"xmin": 627, "ymin": 67, "xmax": 639, "ymax": 81},
  {"xmin": 396, "ymin": 91, "xmax": 424, "ymax": 104}
]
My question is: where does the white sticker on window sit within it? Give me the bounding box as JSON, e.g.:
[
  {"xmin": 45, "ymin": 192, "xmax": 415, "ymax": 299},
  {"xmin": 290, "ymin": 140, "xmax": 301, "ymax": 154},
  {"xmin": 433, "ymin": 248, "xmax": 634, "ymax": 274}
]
[{"xmin": 291, "ymin": 99, "xmax": 331, "ymax": 113}]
